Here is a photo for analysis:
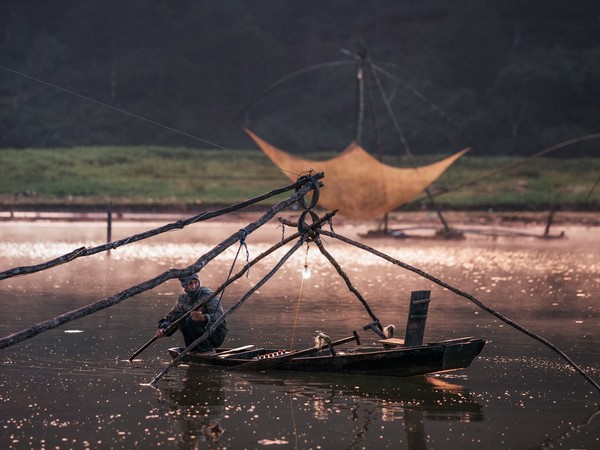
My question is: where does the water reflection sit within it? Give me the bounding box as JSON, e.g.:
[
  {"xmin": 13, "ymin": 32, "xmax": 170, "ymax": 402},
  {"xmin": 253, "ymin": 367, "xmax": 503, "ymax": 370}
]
[
  {"xmin": 159, "ymin": 366, "xmax": 226, "ymax": 449},
  {"xmin": 158, "ymin": 366, "xmax": 483, "ymax": 450},
  {"xmin": 1, "ymin": 221, "xmax": 599, "ymax": 449},
  {"xmin": 541, "ymin": 405, "xmax": 600, "ymax": 449}
]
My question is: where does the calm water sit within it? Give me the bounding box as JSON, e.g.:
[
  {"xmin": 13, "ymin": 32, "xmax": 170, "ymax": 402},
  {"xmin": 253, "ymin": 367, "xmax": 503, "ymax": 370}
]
[{"xmin": 0, "ymin": 219, "xmax": 599, "ymax": 449}]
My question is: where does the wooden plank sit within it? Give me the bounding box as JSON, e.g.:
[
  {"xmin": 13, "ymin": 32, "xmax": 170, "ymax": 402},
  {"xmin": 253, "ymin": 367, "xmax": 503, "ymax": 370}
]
[
  {"xmin": 215, "ymin": 345, "xmax": 255, "ymax": 358},
  {"xmin": 377, "ymin": 337, "xmax": 406, "ymax": 348},
  {"xmin": 404, "ymin": 290, "xmax": 430, "ymax": 347},
  {"xmin": 229, "ymin": 331, "xmax": 361, "ymax": 372},
  {"xmin": 411, "ymin": 299, "xmax": 431, "ymax": 305}
]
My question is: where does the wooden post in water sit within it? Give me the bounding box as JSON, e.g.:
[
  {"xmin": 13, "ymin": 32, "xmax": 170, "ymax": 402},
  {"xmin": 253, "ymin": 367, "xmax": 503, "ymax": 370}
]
[
  {"xmin": 543, "ymin": 207, "xmax": 556, "ymax": 238},
  {"xmin": 107, "ymin": 203, "xmax": 112, "ymax": 256}
]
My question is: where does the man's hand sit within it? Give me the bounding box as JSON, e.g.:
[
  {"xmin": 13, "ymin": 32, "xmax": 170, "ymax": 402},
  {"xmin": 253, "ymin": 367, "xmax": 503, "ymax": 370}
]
[
  {"xmin": 190, "ymin": 310, "xmax": 207, "ymax": 322},
  {"xmin": 156, "ymin": 328, "xmax": 167, "ymax": 338}
]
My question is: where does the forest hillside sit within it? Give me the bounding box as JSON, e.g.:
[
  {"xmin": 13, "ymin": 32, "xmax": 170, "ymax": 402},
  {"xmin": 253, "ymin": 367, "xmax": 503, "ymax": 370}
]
[{"xmin": 1, "ymin": 1, "xmax": 599, "ymax": 157}]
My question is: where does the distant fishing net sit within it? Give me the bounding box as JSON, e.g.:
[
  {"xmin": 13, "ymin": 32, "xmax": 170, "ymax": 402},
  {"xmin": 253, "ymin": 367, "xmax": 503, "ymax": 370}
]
[{"xmin": 246, "ymin": 129, "xmax": 468, "ymax": 219}]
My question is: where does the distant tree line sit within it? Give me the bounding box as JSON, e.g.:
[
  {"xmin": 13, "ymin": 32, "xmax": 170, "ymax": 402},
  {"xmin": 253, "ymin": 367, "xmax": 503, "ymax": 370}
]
[{"xmin": 1, "ymin": 0, "xmax": 599, "ymax": 157}]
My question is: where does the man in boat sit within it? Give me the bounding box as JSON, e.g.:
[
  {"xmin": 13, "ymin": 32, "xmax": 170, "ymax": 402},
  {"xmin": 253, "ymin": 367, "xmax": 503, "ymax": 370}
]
[{"xmin": 155, "ymin": 273, "xmax": 228, "ymax": 354}]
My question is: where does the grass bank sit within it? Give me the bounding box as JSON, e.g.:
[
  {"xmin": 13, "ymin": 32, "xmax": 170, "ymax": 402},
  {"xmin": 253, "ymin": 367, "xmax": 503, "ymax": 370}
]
[{"xmin": 0, "ymin": 146, "xmax": 598, "ymax": 211}]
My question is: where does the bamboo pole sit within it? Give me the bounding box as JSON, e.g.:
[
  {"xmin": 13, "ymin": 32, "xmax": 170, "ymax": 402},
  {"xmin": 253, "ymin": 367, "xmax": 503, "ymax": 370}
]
[
  {"xmin": 107, "ymin": 202, "xmax": 112, "ymax": 257},
  {"xmin": 148, "ymin": 238, "xmax": 305, "ymax": 386},
  {"xmin": 313, "ymin": 238, "xmax": 381, "ymax": 326},
  {"xmin": 354, "ymin": 51, "xmax": 365, "ymax": 144},
  {"xmin": 106, "ymin": 203, "xmax": 112, "ymax": 243},
  {"xmin": 147, "ymin": 210, "xmax": 337, "ymax": 383},
  {"xmin": 543, "ymin": 206, "xmax": 557, "ymax": 238},
  {"xmin": 0, "ymin": 175, "xmax": 322, "ymax": 281},
  {"xmin": 371, "ymin": 63, "xmax": 480, "ymax": 150},
  {"xmin": 0, "ymin": 175, "xmax": 323, "ymax": 350},
  {"xmin": 128, "ymin": 231, "xmax": 301, "ymax": 361},
  {"xmin": 367, "ymin": 56, "xmax": 453, "ymax": 234},
  {"xmin": 587, "ymin": 173, "xmax": 600, "ymax": 198},
  {"xmin": 417, "ymin": 133, "xmax": 600, "ymax": 202},
  {"xmin": 318, "ymin": 228, "xmax": 600, "ymax": 396}
]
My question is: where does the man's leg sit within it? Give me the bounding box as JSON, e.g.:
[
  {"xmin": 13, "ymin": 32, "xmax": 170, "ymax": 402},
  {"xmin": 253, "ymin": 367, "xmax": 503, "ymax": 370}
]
[
  {"xmin": 208, "ymin": 323, "xmax": 228, "ymax": 349},
  {"xmin": 179, "ymin": 317, "xmax": 214, "ymax": 352}
]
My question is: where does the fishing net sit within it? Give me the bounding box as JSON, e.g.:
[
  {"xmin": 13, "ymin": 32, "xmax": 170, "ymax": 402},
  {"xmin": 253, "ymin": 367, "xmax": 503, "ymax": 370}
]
[{"xmin": 246, "ymin": 129, "xmax": 468, "ymax": 219}]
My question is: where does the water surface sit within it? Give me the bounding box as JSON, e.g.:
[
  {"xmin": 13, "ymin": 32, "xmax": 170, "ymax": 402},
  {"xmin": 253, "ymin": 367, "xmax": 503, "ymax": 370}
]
[{"xmin": 1, "ymin": 219, "xmax": 599, "ymax": 449}]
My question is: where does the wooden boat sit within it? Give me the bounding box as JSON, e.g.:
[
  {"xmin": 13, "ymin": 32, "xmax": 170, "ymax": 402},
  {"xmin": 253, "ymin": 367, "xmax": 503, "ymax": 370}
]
[
  {"xmin": 168, "ymin": 336, "xmax": 485, "ymax": 377},
  {"xmin": 168, "ymin": 290, "xmax": 486, "ymax": 377}
]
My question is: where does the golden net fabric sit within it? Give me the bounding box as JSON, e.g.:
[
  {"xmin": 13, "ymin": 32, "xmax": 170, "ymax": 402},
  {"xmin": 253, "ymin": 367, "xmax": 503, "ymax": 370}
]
[{"xmin": 246, "ymin": 129, "xmax": 468, "ymax": 219}]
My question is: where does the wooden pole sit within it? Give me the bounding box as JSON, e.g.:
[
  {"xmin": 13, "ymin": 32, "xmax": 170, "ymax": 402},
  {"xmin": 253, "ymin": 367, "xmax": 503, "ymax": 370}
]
[
  {"xmin": 543, "ymin": 206, "xmax": 557, "ymax": 238},
  {"xmin": 128, "ymin": 231, "xmax": 302, "ymax": 361},
  {"xmin": 354, "ymin": 46, "xmax": 365, "ymax": 144},
  {"xmin": 0, "ymin": 175, "xmax": 323, "ymax": 349},
  {"xmin": 587, "ymin": 173, "xmax": 600, "ymax": 198},
  {"xmin": 431, "ymin": 133, "xmax": 600, "ymax": 198},
  {"xmin": 366, "ymin": 55, "xmax": 453, "ymax": 235},
  {"xmin": 318, "ymin": 228, "xmax": 600, "ymax": 396},
  {"xmin": 149, "ymin": 238, "xmax": 305, "ymax": 386},
  {"xmin": 371, "ymin": 63, "xmax": 480, "ymax": 151},
  {"xmin": 358, "ymin": 44, "xmax": 394, "ymax": 236},
  {"xmin": 147, "ymin": 210, "xmax": 338, "ymax": 383},
  {"xmin": 107, "ymin": 202, "xmax": 112, "ymax": 257},
  {"xmin": 0, "ymin": 174, "xmax": 323, "ymax": 281},
  {"xmin": 314, "ymin": 238, "xmax": 381, "ymax": 326},
  {"xmin": 107, "ymin": 202, "xmax": 112, "ymax": 243}
]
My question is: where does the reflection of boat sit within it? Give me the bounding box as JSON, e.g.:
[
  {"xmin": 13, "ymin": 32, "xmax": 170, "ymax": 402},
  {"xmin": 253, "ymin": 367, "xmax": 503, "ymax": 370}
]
[
  {"xmin": 159, "ymin": 365, "xmax": 227, "ymax": 446},
  {"xmin": 166, "ymin": 361, "xmax": 484, "ymax": 449},
  {"xmin": 245, "ymin": 371, "xmax": 485, "ymax": 423},
  {"xmin": 168, "ymin": 290, "xmax": 485, "ymax": 377}
]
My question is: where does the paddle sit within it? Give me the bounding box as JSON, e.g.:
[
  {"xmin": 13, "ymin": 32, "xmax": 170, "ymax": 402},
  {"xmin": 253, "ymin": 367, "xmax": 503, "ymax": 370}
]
[
  {"xmin": 128, "ymin": 296, "xmax": 214, "ymax": 362},
  {"xmin": 229, "ymin": 330, "xmax": 361, "ymax": 372},
  {"xmin": 128, "ymin": 335, "xmax": 160, "ymax": 362}
]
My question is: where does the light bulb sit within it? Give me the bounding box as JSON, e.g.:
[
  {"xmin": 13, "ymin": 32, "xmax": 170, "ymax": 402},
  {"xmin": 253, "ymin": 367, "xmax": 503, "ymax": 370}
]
[{"xmin": 302, "ymin": 264, "xmax": 311, "ymax": 279}]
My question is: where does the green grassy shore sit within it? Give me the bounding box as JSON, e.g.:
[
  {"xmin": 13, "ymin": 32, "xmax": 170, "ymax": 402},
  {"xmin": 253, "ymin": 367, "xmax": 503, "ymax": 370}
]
[{"xmin": 1, "ymin": 146, "xmax": 598, "ymax": 211}]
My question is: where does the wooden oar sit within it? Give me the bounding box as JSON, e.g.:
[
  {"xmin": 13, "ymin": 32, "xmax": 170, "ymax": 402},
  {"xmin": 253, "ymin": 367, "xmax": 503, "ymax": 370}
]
[
  {"xmin": 229, "ymin": 331, "xmax": 361, "ymax": 372},
  {"xmin": 128, "ymin": 335, "xmax": 160, "ymax": 362},
  {"xmin": 128, "ymin": 296, "xmax": 214, "ymax": 362}
]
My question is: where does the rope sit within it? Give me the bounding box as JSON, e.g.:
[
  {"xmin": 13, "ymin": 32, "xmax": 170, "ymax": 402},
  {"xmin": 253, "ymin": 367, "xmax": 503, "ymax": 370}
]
[
  {"xmin": 587, "ymin": 173, "xmax": 600, "ymax": 198},
  {"xmin": 413, "ymin": 132, "xmax": 600, "ymax": 204},
  {"xmin": 216, "ymin": 229, "xmax": 251, "ymax": 310},
  {"xmin": 0, "ymin": 64, "xmax": 231, "ymax": 151},
  {"xmin": 279, "ymin": 222, "xmax": 286, "ymax": 242},
  {"xmin": 288, "ymin": 173, "xmax": 321, "ymax": 349},
  {"xmin": 289, "ymin": 243, "xmax": 310, "ymax": 351},
  {"xmin": 0, "ymin": 64, "xmax": 306, "ymax": 180},
  {"xmin": 289, "ymin": 275, "xmax": 305, "ymax": 352},
  {"xmin": 238, "ymin": 228, "xmax": 250, "ymax": 277}
]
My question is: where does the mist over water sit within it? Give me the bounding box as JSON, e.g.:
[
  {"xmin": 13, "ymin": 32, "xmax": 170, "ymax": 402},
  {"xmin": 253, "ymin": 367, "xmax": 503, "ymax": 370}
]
[{"xmin": 0, "ymin": 220, "xmax": 599, "ymax": 449}]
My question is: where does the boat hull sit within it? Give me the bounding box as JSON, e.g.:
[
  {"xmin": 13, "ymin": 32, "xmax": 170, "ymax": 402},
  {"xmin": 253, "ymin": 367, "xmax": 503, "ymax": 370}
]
[{"xmin": 168, "ymin": 337, "xmax": 485, "ymax": 377}]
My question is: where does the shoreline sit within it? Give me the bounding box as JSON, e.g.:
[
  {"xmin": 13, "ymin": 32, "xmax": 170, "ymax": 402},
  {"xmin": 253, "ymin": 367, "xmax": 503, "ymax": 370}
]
[{"xmin": 1, "ymin": 208, "xmax": 598, "ymax": 228}]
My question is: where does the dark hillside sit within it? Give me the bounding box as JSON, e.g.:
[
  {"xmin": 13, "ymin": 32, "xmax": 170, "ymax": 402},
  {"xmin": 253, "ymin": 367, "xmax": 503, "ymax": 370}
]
[{"xmin": 1, "ymin": 0, "xmax": 599, "ymax": 156}]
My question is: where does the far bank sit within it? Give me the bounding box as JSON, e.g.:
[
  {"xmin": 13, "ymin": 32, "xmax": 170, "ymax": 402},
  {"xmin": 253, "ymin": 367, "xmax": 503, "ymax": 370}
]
[{"xmin": 1, "ymin": 146, "xmax": 598, "ymax": 212}]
